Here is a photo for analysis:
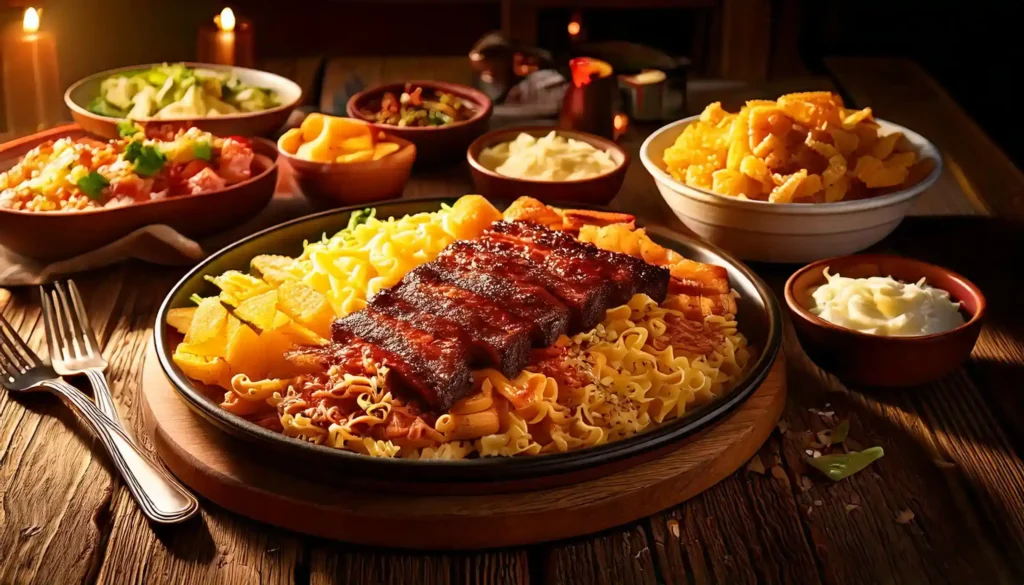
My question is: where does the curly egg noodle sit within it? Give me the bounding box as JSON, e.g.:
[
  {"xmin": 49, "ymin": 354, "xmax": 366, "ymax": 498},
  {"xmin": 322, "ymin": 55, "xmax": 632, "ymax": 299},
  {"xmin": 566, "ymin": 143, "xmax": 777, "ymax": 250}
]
[{"xmin": 175, "ymin": 195, "xmax": 752, "ymax": 460}]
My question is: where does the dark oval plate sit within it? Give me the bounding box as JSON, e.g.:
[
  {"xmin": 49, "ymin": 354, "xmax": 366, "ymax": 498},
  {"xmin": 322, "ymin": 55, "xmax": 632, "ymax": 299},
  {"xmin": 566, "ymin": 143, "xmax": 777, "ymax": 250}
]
[{"xmin": 154, "ymin": 197, "xmax": 782, "ymax": 489}]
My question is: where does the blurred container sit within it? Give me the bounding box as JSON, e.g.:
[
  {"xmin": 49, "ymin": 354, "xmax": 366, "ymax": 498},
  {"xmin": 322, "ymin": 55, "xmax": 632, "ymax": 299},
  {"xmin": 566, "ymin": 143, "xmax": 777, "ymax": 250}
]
[
  {"xmin": 619, "ymin": 70, "xmax": 667, "ymax": 121},
  {"xmin": 559, "ymin": 57, "xmax": 616, "ymax": 139}
]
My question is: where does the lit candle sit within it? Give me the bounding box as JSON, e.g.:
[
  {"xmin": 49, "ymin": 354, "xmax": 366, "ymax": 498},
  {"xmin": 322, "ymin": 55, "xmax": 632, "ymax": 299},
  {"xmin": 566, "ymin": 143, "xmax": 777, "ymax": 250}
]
[
  {"xmin": 567, "ymin": 14, "xmax": 581, "ymax": 42},
  {"xmin": 197, "ymin": 7, "xmax": 255, "ymax": 67},
  {"xmin": 613, "ymin": 113, "xmax": 629, "ymax": 141},
  {"xmin": 2, "ymin": 8, "xmax": 62, "ymax": 136}
]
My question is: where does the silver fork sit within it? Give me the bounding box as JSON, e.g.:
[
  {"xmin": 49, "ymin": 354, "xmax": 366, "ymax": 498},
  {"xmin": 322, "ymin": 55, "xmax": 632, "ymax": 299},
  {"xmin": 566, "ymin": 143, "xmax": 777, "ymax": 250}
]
[
  {"xmin": 41, "ymin": 281, "xmax": 117, "ymax": 422},
  {"xmin": 9, "ymin": 307, "xmax": 198, "ymax": 524}
]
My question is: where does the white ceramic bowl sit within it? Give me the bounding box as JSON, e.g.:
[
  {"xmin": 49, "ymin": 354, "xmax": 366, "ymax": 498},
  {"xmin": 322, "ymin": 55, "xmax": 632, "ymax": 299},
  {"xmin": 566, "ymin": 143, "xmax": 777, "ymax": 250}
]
[{"xmin": 640, "ymin": 116, "xmax": 942, "ymax": 263}]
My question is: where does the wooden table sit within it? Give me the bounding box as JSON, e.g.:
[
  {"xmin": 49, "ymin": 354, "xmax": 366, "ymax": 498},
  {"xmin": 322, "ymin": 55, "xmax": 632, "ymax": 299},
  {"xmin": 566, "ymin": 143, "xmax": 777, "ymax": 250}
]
[{"xmin": 2, "ymin": 58, "xmax": 1023, "ymax": 585}]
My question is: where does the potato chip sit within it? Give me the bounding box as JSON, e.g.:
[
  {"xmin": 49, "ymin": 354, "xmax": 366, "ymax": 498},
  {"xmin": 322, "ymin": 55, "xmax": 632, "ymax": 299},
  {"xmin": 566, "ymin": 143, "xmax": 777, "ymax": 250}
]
[
  {"xmin": 232, "ymin": 289, "xmax": 279, "ymax": 333},
  {"xmin": 181, "ymin": 297, "xmax": 229, "ymax": 357},
  {"xmin": 206, "ymin": 270, "xmax": 273, "ymax": 306},
  {"xmin": 712, "ymin": 169, "xmax": 748, "ymax": 196},
  {"xmin": 824, "ymin": 176, "xmax": 850, "ymax": 202},
  {"xmin": 277, "ymin": 280, "xmax": 335, "ymax": 337},
  {"xmin": 870, "ymin": 132, "xmax": 903, "ymax": 160},
  {"xmin": 166, "ymin": 307, "xmax": 197, "ymax": 335},
  {"xmin": 769, "ymin": 169, "xmax": 807, "ymax": 203},
  {"xmin": 726, "ymin": 107, "xmax": 752, "ymax": 170},
  {"xmin": 172, "ymin": 351, "xmax": 232, "ymax": 388},
  {"xmin": 842, "ymin": 107, "xmax": 873, "ymax": 130},
  {"xmin": 251, "ymin": 254, "xmax": 299, "ymax": 286}
]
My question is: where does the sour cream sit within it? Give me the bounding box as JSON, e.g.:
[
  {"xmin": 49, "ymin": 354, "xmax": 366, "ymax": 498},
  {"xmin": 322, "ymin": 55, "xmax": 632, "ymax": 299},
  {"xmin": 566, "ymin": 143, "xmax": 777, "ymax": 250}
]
[
  {"xmin": 478, "ymin": 131, "xmax": 617, "ymax": 181},
  {"xmin": 809, "ymin": 268, "xmax": 965, "ymax": 336}
]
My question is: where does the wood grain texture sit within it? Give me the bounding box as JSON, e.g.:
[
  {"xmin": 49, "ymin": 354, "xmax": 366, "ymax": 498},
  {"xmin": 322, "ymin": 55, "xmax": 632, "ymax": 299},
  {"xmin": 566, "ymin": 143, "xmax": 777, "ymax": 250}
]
[
  {"xmin": 141, "ymin": 344, "xmax": 785, "ymax": 549},
  {"xmin": 827, "ymin": 57, "xmax": 1022, "ymax": 220},
  {"xmin": 1, "ymin": 57, "xmax": 1019, "ymax": 585}
]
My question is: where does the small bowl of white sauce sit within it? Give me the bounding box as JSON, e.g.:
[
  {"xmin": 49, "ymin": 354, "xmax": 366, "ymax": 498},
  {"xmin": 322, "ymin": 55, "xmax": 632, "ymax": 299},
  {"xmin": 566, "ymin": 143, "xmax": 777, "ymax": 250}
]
[
  {"xmin": 467, "ymin": 126, "xmax": 629, "ymax": 204},
  {"xmin": 785, "ymin": 254, "xmax": 985, "ymax": 387}
]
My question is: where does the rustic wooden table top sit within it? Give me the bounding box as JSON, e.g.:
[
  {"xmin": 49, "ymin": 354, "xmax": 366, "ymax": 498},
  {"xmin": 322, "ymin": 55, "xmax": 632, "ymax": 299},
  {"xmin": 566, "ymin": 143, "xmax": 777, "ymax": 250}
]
[{"xmin": 1, "ymin": 57, "xmax": 1023, "ymax": 585}]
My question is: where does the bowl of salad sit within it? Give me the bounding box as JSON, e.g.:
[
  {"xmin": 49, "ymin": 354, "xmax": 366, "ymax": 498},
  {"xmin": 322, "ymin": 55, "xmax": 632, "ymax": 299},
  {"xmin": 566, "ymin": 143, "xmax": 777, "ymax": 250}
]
[
  {"xmin": 0, "ymin": 123, "xmax": 278, "ymax": 261},
  {"xmin": 346, "ymin": 81, "xmax": 492, "ymax": 162},
  {"xmin": 65, "ymin": 62, "xmax": 302, "ymax": 139}
]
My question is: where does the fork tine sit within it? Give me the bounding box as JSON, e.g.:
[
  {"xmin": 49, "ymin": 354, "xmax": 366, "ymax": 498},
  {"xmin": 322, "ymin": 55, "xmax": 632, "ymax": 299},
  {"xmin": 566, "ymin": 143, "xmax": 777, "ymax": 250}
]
[
  {"xmin": 51, "ymin": 285, "xmax": 81, "ymax": 360},
  {"xmin": 67, "ymin": 280, "xmax": 102, "ymax": 358},
  {"xmin": 0, "ymin": 347, "xmax": 16, "ymax": 379},
  {"xmin": 40, "ymin": 289, "xmax": 62, "ymax": 365},
  {"xmin": 0, "ymin": 314, "xmax": 38, "ymax": 370}
]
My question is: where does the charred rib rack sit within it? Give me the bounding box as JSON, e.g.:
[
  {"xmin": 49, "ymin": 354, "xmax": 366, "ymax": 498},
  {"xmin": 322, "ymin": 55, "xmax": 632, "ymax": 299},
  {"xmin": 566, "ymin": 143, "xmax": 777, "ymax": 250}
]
[{"xmin": 316, "ymin": 221, "xmax": 671, "ymax": 412}]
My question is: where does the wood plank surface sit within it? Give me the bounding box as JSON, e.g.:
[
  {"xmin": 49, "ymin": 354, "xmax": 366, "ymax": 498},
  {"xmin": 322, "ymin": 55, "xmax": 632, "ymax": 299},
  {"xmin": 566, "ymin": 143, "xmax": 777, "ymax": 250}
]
[
  {"xmin": 2, "ymin": 57, "xmax": 1022, "ymax": 585},
  {"xmin": 827, "ymin": 57, "xmax": 1023, "ymax": 221}
]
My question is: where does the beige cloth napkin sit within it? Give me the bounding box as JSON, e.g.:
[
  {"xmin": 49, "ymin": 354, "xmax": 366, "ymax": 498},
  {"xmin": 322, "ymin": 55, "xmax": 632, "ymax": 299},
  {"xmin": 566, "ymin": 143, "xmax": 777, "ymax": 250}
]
[{"xmin": 0, "ymin": 191, "xmax": 315, "ymax": 287}]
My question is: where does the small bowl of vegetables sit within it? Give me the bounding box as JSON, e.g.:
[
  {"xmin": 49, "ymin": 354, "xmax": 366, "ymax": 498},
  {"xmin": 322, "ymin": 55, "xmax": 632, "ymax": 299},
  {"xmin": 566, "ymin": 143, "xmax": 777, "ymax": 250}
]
[
  {"xmin": 66, "ymin": 62, "xmax": 302, "ymax": 139},
  {"xmin": 346, "ymin": 80, "xmax": 492, "ymax": 163}
]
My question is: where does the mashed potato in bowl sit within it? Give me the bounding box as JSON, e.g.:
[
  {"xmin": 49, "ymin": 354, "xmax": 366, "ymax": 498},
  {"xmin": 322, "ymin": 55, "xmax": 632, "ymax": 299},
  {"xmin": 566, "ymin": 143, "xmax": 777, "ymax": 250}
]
[{"xmin": 478, "ymin": 131, "xmax": 618, "ymax": 181}]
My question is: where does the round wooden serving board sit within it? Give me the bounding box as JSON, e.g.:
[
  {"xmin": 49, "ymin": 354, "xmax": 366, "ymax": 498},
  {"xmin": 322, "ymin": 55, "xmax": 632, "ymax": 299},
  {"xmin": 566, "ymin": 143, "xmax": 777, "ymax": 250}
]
[{"xmin": 142, "ymin": 343, "xmax": 786, "ymax": 550}]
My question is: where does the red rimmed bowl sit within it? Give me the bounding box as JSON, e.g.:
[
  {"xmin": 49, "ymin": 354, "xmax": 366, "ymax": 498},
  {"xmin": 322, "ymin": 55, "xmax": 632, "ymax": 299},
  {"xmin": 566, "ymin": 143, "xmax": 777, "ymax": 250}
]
[
  {"xmin": 278, "ymin": 133, "xmax": 416, "ymax": 208},
  {"xmin": 346, "ymin": 81, "xmax": 492, "ymax": 163},
  {"xmin": 467, "ymin": 126, "xmax": 629, "ymax": 204},
  {"xmin": 0, "ymin": 125, "xmax": 278, "ymax": 262},
  {"xmin": 785, "ymin": 254, "xmax": 985, "ymax": 387}
]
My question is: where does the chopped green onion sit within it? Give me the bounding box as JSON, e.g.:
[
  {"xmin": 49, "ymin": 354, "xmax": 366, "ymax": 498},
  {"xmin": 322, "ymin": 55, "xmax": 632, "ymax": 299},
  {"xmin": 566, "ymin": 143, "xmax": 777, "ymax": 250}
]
[
  {"xmin": 117, "ymin": 119, "xmax": 140, "ymax": 137},
  {"xmin": 346, "ymin": 208, "xmax": 375, "ymax": 231},
  {"xmin": 807, "ymin": 446, "xmax": 884, "ymax": 481},
  {"xmin": 830, "ymin": 419, "xmax": 851, "ymax": 445},
  {"xmin": 193, "ymin": 141, "xmax": 213, "ymax": 161},
  {"xmin": 188, "ymin": 293, "xmax": 205, "ymax": 306},
  {"xmin": 75, "ymin": 171, "xmax": 109, "ymax": 200},
  {"xmin": 124, "ymin": 141, "xmax": 166, "ymax": 177}
]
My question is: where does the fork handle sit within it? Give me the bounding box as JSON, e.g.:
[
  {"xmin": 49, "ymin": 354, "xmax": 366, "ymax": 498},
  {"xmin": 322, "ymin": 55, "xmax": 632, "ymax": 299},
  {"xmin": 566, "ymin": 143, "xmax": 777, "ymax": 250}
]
[
  {"xmin": 84, "ymin": 369, "xmax": 120, "ymax": 429},
  {"xmin": 41, "ymin": 379, "xmax": 200, "ymax": 524}
]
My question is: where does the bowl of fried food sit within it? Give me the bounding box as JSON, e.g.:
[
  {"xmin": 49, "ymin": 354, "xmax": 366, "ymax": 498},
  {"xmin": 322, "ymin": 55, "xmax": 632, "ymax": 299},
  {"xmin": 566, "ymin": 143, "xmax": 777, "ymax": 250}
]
[
  {"xmin": 278, "ymin": 113, "xmax": 416, "ymax": 207},
  {"xmin": 346, "ymin": 81, "xmax": 492, "ymax": 163},
  {"xmin": 640, "ymin": 92, "xmax": 941, "ymax": 263}
]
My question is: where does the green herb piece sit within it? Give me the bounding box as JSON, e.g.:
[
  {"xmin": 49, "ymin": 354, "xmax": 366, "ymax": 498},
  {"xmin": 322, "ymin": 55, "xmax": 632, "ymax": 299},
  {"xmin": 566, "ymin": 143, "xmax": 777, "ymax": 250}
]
[
  {"xmin": 117, "ymin": 119, "xmax": 140, "ymax": 137},
  {"xmin": 807, "ymin": 446, "xmax": 884, "ymax": 481},
  {"xmin": 346, "ymin": 207, "xmax": 376, "ymax": 231},
  {"xmin": 75, "ymin": 171, "xmax": 109, "ymax": 200},
  {"xmin": 87, "ymin": 96, "xmax": 128, "ymax": 118},
  {"xmin": 189, "ymin": 293, "xmax": 205, "ymax": 306},
  {"xmin": 830, "ymin": 419, "xmax": 850, "ymax": 445},
  {"xmin": 193, "ymin": 141, "xmax": 213, "ymax": 161},
  {"xmin": 124, "ymin": 141, "xmax": 166, "ymax": 177},
  {"xmin": 426, "ymin": 110, "xmax": 450, "ymax": 126}
]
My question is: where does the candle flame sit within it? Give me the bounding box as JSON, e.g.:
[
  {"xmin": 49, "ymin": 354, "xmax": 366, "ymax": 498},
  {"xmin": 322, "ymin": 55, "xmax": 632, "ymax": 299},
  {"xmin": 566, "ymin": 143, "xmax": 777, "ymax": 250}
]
[
  {"xmin": 567, "ymin": 20, "xmax": 580, "ymax": 37},
  {"xmin": 23, "ymin": 7, "xmax": 40, "ymax": 34},
  {"xmin": 613, "ymin": 113, "xmax": 629, "ymax": 140},
  {"xmin": 215, "ymin": 7, "xmax": 236, "ymax": 32}
]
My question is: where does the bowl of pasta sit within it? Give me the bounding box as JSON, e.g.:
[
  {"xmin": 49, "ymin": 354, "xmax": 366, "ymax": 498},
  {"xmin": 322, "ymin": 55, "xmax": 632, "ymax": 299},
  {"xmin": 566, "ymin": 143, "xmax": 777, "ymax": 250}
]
[
  {"xmin": 640, "ymin": 93, "xmax": 942, "ymax": 263},
  {"xmin": 155, "ymin": 195, "xmax": 782, "ymax": 488}
]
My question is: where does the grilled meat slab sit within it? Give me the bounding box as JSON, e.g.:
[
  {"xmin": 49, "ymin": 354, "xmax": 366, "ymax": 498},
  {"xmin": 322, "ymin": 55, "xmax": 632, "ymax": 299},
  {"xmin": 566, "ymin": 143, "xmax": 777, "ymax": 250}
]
[{"xmin": 308, "ymin": 220, "xmax": 673, "ymax": 412}]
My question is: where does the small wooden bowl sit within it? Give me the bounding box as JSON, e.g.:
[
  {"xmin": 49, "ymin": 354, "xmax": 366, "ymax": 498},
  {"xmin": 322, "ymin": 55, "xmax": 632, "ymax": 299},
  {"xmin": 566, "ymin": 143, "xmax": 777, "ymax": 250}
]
[
  {"xmin": 466, "ymin": 126, "xmax": 629, "ymax": 204},
  {"xmin": 278, "ymin": 134, "xmax": 416, "ymax": 208},
  {"xmin": 346, "ymin": 81, "xmax": 492, "ymax": 163},
  {"xmin": 0, "ymin": 125, "xmax": 278, "ymax": 262},
  {"xmin": 66, "ymin": 62, "xmax": 302, "ymax": 140},
  {"xmin": 785, "ymin": 254, "xmax": 985, "ymax": 387}
]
